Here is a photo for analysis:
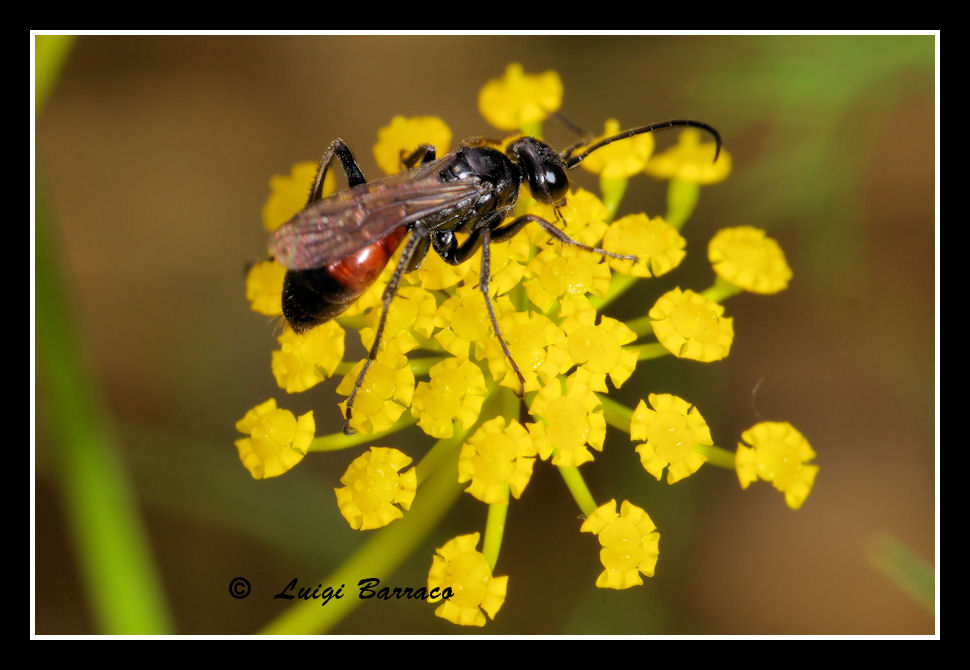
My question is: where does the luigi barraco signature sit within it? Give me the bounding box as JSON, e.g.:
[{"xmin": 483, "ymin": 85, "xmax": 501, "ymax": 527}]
[{"xmin": 274, "ymin": 578, "xmax": 454, "ymax": 607}]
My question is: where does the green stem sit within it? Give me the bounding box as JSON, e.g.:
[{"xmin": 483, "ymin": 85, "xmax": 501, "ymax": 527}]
[
  {"xmin": 866, "ymin": 533, "xmax": 935, "ymax": 612},
  {"xmin": 590, "ymin": 273, "xmax": 637, "ymax": 312},
  {"xmin": 35, "ymin": 35, "xmax": 75, "ymax": 112},
  {"xmin": 479, "ymin": 386, "xmax": 525, "ymax": 569},
  {"xmin": 634, "ymin": 343, "xmax": 669, "ymax": 361},
  {"xmin": 308, "ymin": 413, "xmax": 418, "ymax": 452},
  {"xmin": 407, "ymin": 355, "xmax": 443, "ymax": 378},
  {"xmin": 625, "ymin": 314, "xmax": 654, "ymax": 338},
  {"xmin": 414, "ymin": 418, "xmax": 472, "ymax": 487},
  {"xmin": 598, "ymin": 394, "xmax": 634, "ymax": 434},
  {"xmin": 520, "ymin": 120, "xmax": 543, "ymax": 139},
  {"xmin": 701, "ymin": 276, "xmax": 744, "ymax": 303},
  {"xmin": 36, "ymin": 169, "xmax": 172, "ymax": 633},
  {"xmin": 334, "ymin": 360, "xmax": 355, "ymax": 377},
  {"xmin": 693, "ymin": 444, "xmax": 736, "ymax": 469},
  {"xmin": 599, "ymin": 176, "xmax": 628, "ymax": 222},
  {"xmin": 665, "ymin": 178, "xmax": 700, "ymax": 230},
  {"xmin": 558, "ymin": 466, "xmax": 597, "ymax": 518},
  {"xmin": 482, "ymin": 501, "xmax": 509, "ymax": 569}
]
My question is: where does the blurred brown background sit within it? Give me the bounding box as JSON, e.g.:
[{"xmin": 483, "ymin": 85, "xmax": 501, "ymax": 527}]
[{"xmin": 34, "ymin": 34, "xmax": 936, "ymax": 635}]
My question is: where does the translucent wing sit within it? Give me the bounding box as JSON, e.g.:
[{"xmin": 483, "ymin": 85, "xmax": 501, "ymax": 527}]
[{"xmin": 268, "ymin": 159, "xmax": 487, "ymax": 271}]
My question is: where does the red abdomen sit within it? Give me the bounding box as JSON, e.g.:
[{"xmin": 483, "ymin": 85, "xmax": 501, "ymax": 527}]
[
  {"xmin": 327, "ymin": 227, "xmax": 408, "ymax": 293},
  {"xmin": 280, "ymin": 227, "xmax": 410, "ymax": 333}
]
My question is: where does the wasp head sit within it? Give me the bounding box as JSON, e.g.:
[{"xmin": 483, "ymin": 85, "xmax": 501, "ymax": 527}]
[{"xmin": 506, "ymin": 137, "xmax": 570, "ymax": 206}]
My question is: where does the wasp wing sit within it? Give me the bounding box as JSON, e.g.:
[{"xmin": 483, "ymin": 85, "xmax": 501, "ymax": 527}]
[{"xmin": 268, "ymin": 160, "xmax": 487, "ymax": 271}]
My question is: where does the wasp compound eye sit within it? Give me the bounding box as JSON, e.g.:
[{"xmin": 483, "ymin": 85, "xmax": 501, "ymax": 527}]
[{"xmin": 507, "ymin": 137, "xmax": 569, "ymax": 204}]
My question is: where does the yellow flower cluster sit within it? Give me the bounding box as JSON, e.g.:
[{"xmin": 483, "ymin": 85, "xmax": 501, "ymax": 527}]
[
  {"xmin": 650, "ymin": 287, "xmax": 735, "ymax": 362},
  {"xmin": 645, "ymin": 127, "xmax": 732, "ymax": 185},
  {"xmin": 234, "ymin": 399, "xmax": 313, "ymax": 480},
  {"xmin": 631, "ymin": 393, "xmax": 712, "ymax": 484},
  {"xmin": 427, "ymin": 533, "xmax": 509, "ymax": 627},
  {"xmin": 237, "ymin": 64, "xmax": 816, "ymax": 630},
  {"xmin": 373, "ymin": 115, "xmax": 452, "ymax": 176},
  {"xmin": 334, "ymin": 447, "xmax": 416, "ymax": 529},
  {"xmin": 581, "ymin": 499, "xmax": 660, "ymax": 589},
  {"xmin": 478, "ymin": 63, "xmax": 562, "ymax": 133},
  {"xmin": 457, "ymin": 417, "xmax": 536, "ymax": 503},
  {"xmin": 736, "ymin": 422, "xmax": 818, "ymax": 509}
]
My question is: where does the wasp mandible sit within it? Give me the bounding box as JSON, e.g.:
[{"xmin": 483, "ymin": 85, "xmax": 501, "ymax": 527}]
[{"xmin": 268, "ymin": 120, "xmax": 722, "ymax": 434}]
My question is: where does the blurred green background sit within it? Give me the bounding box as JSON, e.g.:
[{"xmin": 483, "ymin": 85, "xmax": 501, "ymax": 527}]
[{"xmin": 34, "ymin": 34, "xmax": 936, "ymax": 635}]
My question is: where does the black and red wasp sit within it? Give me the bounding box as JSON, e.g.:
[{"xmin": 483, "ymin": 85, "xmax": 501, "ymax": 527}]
[{"xmin": 268, "ymin": 120, "xmax": 721, "ymax": 434}]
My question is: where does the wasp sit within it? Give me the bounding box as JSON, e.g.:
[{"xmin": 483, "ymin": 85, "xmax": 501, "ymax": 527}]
[{"xmin": 268, "ymin": 120, "xmax": 721, "ymax": 434}]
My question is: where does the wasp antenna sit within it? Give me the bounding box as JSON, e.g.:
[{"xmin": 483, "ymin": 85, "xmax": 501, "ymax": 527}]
[
  {"xmin": 564, "ymin": 119, "xmax": 722, "ymax": 169},
  {"xmin": 548, "ymin": 111, "xmax": 592, "ymax": 140}
]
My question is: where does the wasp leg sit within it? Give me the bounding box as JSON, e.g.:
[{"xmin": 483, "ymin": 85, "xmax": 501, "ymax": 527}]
[
  {"xmin": 479, "ymin": 225, "xmax": 526, "ymax": 398},
  {"xmin": 433, "ymin": 211, "xmax": 531, "ymax": 254},
  {"xmin": 404, "ymin": 234, "xmax": 431, "ymax": 273},
  {"xmin": 429, "ymin": 217, "xmax": 527, "ymax": 398},
  {"xmin": 488, "ymin": 215, "xmax": 531, "ymax": 242},
  {"xmin": 342, "ymin": 224, "xmax": 430, "ymax": 435},
  {"xmin": 307, "ymin": 138, "xmax": 367, "ymax": 205},
  {"xmin": 400, "ymin": 144, "xmax": 436, "ymax": 169},
  {"xmin": 430, "ymin": 226, "xmax": 484, "ymax": 265},
  {"xmin": 500, "ymin": 214, "xmax": 638, "ymax": 262}
]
